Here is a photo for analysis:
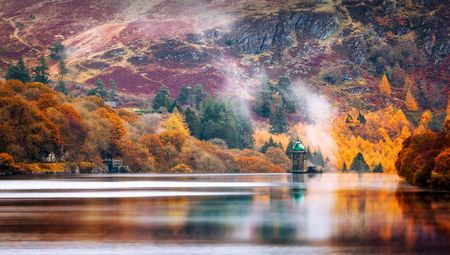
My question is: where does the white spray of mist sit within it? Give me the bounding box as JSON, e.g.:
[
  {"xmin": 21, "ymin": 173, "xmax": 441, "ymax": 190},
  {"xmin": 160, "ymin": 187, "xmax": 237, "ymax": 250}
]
[
  {"xmin": 219, "ymin": 56, "xmax": 267, "ymax": 118},
  {"xmin": 293, "ymin": 81, "xmax": 337, "ymax": 166}
]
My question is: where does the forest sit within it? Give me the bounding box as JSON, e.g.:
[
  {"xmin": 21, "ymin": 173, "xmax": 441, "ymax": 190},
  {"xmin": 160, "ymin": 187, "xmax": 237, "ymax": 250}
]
[
  {"xmin": 0, "ymin": 54, "xmax": 448, "ymax": 183},
  {"xmin": 0, "ymin": 78, "xmax": 292, "ymax": 174}
]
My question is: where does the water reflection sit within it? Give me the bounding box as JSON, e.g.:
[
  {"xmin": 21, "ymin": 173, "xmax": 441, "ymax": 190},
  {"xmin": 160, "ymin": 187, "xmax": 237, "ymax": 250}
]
[{"xmin": 0, "ymin": 174, "xmax": 448, "ymax": 254}]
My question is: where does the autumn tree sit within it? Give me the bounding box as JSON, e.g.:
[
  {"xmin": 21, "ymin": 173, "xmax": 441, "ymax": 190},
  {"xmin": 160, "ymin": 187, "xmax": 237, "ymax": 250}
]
[
  {"xmin": 159, "ymin": 110, "xmax": 190, "ymax": 150},
  {"xmin": 0, "ymin": 153, "xmax": 19, "ymax": 174},
  {"xmin": 5, "ymin": 59, "xmax": 30, "ymax": 83},
  {"xmin": 379, "ymin": 74, "xmax": 391, "ymax": 96},
  {"xmin": 140, "ymin": 134, "xmax": 164, "ymax": 163},
  {"xmin": 404, "ymin": 88, "xmax": 418, "ymax": 111},
  {"xmin": 396, "ymin": 119, "xmax": 448, "ymax": 190},
  {"xmin": 265, "ymin": 147, "xmax": 290, "ymax": 170},
  {"xmin": 414, "ymin": 110, "xmax": 433, "ymax": 134},
  {"xmin": 96, "ymin": 107, "xmax": 127, "ymax": 157},
  {"xmin": 0, "ymin": 95, "xmax": 60, "ymax": 161}
]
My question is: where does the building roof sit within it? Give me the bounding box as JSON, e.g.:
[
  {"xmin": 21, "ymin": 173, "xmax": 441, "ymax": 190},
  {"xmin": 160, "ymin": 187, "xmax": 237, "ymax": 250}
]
[{"xmin": 292, "ymin": 141, "xmax": 305, "ymax": 152}]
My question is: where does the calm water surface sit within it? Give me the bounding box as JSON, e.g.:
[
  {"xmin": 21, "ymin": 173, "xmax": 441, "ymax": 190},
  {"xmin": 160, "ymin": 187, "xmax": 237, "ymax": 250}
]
[{"xmin": 0, "ymin": 173, "xmax": 448, "ymax": 254}]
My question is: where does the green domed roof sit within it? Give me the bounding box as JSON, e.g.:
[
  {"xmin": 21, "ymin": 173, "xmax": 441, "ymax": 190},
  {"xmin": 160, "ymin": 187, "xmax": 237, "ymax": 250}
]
[{"xmin": 292, "ymin": 141, "xmax": 305, "ymax": 152}]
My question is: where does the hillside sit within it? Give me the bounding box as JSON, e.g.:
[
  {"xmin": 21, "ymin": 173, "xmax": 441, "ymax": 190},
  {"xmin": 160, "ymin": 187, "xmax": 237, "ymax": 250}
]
[{"xmin": 0, "ymin": 0, "xmax": 448, "ymax": 110}]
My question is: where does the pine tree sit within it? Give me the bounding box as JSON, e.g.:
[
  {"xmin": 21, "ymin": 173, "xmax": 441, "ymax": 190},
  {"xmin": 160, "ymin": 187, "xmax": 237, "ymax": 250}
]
[
  {"xmin": 372, "ymin": 163, "xmax": 383, "ymax": 173},
  {"xmin": 234, "ymin": 108, "xmax": 254, "ymax": 149},
  {"xmin": 58, "ymin": 59, "xmax": 67, "ymax": 80},
  {"xmin": 183, "ymin": 107, "xmax": 200, "ymax": 138},
  {"xmin": 109, "ymin": 79, "xmax": 118, "ymax": 101},
  {"xmin": 152, "ymin": 85, "xmax": 171, "ymax": 111},
  {"xmin": 32, "ymin": 56, "xmax": 50, "ymax": 84},
  {"xmin": 270, "ymin": 103, "xmax": 288, "ymax": 134},
  {"xmin": 192, "ymin": 84, "xmax": 205, "ymax": 109},
  {"xmin": 55, "ymin": 80, "xmax": 68, "ymax": 95},
  {"xmin": 88, "ymin": 79, "xmax": 108, "ymax": 100},
  {"xmin": 379, "ymin": 74, "xmax": 391, "ymax": 96},
  {"xmin": 350, "ymin": 152, "xmax": 370, "ymax": 173},
  {"xmin": 278, "ymin": 76, "xmax": 296, "ymax": 113},
  {"xmin": 5, "ymin": 58, "xmax": 31, "ymax": 82},
  {"xmin": 357, "ymin": 113, "xmax": 366, "ymax": 124},
  {"xmin": 254, "ymin": 81, "xmax": 272, "ymax": 117},
  {"xmin": 49, "ymin": 41, "xmax": 66, "ymax": 61},
  {"xmin": 404, "ymin": 88, "xmax": 418, "ymax": 111},
  {"xmin": 177, "ymin": 85, "xmax": 190, "ymax": 106},
  {"xmin": 260, "ymin": 137, "xmax": 282, "ymax": 153}
]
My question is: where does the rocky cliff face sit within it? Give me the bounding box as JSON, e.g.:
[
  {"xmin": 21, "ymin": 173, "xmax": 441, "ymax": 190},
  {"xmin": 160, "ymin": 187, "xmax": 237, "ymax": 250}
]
[{"xmin": 230, "ymin": 11, "xmax": 339, "ymax": 54}]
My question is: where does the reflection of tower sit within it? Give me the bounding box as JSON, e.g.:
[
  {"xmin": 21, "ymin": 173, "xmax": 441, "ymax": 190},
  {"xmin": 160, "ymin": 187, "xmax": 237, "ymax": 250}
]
[
  {"xmin": 290, "ymin": 140, "xmax": 307, "ymax": 173},
  {"xmin": 290, "ymin": 174, "xmax": 306, "ymax": 205}
]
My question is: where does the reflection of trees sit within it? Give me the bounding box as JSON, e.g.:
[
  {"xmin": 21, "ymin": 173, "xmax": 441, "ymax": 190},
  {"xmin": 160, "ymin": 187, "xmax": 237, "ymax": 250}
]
[
  {"xmin": 0, "ymin": 195, "xmax": 255, "ymax": 242},
  {"xmin": 395, "ymin": 191, "xmax": 450, "ymax": 249},
  {"xmin": 256, "ymin": 201, "xmax": 297, "ymax": 244},
  {"xmin": 331, "ymin": 189, "xmax": 405, "ymax": 245},
  {"xmin": 180, "ymin": 195, "xmax": 253, "ymax": 240}
]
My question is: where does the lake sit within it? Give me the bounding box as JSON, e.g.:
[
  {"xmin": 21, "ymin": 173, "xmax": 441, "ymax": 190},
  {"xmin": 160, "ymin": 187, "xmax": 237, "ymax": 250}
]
[{"xmin": 0, "ymin": 173, "xmax": 448, "ymax": 254}]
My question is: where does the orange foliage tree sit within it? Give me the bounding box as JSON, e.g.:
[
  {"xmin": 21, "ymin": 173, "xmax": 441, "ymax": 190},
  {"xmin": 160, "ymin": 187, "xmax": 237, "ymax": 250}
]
[
  {"xmin": 379, "ymin": 74, "xmax": 391, "ymax": 96},
  {"xmin": 0, "ymin": 94, "xmax": 61, "ymax": 161},
  {"xmin": 404, "ymin": 89, "xmax": 418, "ymax": 111},
  {"xmin": 332, "ymin": 106, "xmax": 412, "ymax": 172},
  {"xmin": 396, "ymin": 119, "xmax": 449, "ymax": 189}
]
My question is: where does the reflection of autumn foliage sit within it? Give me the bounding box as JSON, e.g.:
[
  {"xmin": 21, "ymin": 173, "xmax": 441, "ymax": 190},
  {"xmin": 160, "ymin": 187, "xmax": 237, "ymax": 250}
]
[
  {"xmin": 395, "ymin": 191, "xmax": 450, "ymax": 246},
  {"xmin": 396, "ymin": 119, "xmax": 449, "ymax": 190}
]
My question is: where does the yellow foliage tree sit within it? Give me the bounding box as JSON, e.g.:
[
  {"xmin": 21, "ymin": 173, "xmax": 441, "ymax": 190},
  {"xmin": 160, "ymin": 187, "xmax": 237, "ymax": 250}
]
[
  {"xmin": 379, "ymin": 74, "xmax": 391, "ymax": 96},
  {"xmin": 161, "ymin": 110, "xmax": 190, "ymax": 137},
  {"xmin": 331, "ymin": 106, "xmax": 412, "ymax": 172},
  {"xmin": 414, "ymin": 110, "xmax": 433, "ymax": 135},
  {"xmin": 159, "ymin": 110, "xmax": 190, "ymax": 151},
  {"xmin": 446, "ymin": 98, "xmax": 450, "ymax": 121},
  {"xmin": 404, "ymin": 89, "xmax": 418, "ymax": 111}
]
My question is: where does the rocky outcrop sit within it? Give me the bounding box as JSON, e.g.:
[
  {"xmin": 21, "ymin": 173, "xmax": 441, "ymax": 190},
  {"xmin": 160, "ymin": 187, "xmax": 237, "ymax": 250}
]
[{"xmin": 230, "ymin": 11, "xmax": 339, "ymax": 54}]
